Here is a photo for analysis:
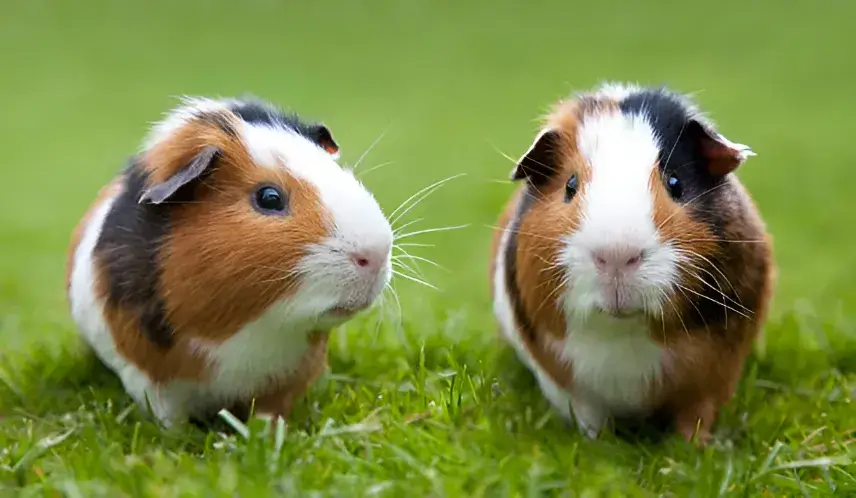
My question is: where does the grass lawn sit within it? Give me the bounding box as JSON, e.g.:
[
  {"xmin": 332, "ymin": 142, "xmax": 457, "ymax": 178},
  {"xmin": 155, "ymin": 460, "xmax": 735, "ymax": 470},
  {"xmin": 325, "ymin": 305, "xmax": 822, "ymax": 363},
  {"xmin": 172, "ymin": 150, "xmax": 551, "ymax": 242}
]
[{"xmin": 2, "ymin": 0, "xmax": 856, "ymax": 495}]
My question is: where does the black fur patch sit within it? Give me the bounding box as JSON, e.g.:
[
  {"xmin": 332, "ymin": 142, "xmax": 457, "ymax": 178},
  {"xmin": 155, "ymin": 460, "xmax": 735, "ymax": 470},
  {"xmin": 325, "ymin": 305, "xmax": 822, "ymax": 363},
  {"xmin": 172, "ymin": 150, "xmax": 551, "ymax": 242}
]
[
  {"xmin": 227, "ymin": 98, "xmax": 336, "ymax": 152},
  {"xmin": 94, "ymin": 159, "xmax": 176, "ymax": 348},
  {"xmin": 503, "ymin": 188, "xmax": 540, "ymax": 342},
  {"xmin": 618, "ymin": 88, "xmax": 739, "ymax": 330}
]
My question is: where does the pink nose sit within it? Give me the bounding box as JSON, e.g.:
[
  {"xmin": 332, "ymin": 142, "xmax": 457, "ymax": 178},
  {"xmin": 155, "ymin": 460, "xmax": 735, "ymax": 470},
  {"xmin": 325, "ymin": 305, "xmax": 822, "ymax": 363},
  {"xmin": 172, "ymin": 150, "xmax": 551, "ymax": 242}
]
[
  {"xmin": 350, "ymin": 247, "xmax": 389, "ymax": 271},
  {"xmin": 592, "ymin": 246, "xmax": 645, "ymax": 273}
]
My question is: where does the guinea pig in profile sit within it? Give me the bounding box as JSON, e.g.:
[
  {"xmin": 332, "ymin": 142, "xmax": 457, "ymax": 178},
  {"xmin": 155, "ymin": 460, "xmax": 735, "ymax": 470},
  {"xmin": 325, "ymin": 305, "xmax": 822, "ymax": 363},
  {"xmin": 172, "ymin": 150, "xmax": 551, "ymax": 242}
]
[
  {"xmin": 490, "ymin": 82, "xmax": 775, "ymax": 444},
  {"xmin": 67, "ymin": 96, "xmax": 393, "ymax": 427}
]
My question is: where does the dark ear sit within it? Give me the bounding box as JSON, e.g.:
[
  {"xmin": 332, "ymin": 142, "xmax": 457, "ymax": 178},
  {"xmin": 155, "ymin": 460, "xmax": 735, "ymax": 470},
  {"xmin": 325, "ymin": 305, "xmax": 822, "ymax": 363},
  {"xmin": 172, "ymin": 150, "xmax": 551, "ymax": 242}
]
[
  {"xmin": 510, "ymin": 129, "xmax": 561, "ymax": 187},
  {"xmin": 690, "ymin": 120, "xmax": 756, "ymax": 177},
  {"xmin": 307, "ymin": 124, "xmax": 340, "ymax": 158},
  {"xmin": 139, "ymin": 145, "xmax": 220, "ymax": 204}
]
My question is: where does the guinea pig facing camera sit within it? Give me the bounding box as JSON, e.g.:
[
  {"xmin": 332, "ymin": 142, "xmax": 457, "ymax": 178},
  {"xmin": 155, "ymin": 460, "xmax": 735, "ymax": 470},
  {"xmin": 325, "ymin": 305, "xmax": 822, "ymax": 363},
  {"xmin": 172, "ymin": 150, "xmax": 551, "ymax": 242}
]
[{"xmin": 490, "ymin": 82, "xmax": 774, "ymax": 445}]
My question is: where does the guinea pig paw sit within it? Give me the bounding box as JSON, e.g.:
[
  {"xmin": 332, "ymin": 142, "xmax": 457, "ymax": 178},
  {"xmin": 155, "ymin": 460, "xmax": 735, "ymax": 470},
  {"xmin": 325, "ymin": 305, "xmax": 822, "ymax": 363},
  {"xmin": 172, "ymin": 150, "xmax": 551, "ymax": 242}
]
[
  {"xmin": 674, "ymin": 400, "xmax": 716, "ymax": 447},
  {"xmin": 570, "ymin": 397, "xmax": 607, "ymax": 440}
]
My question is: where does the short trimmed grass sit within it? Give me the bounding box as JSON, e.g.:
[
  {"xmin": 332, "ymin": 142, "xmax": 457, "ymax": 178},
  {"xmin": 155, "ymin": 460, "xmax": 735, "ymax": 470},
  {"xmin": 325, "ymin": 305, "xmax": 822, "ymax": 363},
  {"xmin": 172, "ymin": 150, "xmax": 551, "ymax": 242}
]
[{"xmin": 2, "ymin": 0, "xmax": 855, "ymax": 495}]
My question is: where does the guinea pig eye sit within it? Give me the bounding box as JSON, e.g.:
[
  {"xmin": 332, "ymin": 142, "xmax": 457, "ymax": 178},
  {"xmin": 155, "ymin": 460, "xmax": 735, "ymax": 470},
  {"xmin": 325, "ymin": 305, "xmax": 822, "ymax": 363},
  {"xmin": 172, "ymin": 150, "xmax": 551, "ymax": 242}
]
[
  {"xmin": 564, "ymin": 174, "xmax": 579, "ymax": 203},
  {"xmin": 253, "ymin": 186, "xmax": 288, "ymax": 214},
  {"xmin": 666, "ymin": 174, "xmax": 683, "ymax": 200}
]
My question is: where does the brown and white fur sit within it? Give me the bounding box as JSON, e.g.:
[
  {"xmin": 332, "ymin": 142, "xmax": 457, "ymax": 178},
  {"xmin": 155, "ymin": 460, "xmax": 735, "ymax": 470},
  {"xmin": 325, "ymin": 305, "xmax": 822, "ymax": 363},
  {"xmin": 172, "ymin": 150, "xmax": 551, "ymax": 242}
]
[
  {"xmin": 490, "ymin": 83, "xmax": 775, "ymax": 444},
  {"xmin": 67, "ymin": 96, "xmax": 393, "ymax": 428}
]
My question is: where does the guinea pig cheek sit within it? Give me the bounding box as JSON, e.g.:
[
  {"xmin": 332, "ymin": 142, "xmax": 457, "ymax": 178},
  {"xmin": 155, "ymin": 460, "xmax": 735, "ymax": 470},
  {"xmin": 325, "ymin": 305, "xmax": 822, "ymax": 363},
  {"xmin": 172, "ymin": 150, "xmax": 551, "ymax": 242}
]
[
  {"xmin": 649, "ymin": 172, "xmax": 720, "ymax": 317},
  {"xmin": 291, "ymin": 208, "xmax": 391, "ymax": 322}
]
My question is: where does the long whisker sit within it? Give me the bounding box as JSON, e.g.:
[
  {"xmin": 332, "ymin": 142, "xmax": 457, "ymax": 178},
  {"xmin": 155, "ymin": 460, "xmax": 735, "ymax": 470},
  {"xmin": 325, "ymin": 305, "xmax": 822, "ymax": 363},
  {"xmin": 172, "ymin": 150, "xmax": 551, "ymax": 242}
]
[
  {"xmin": 394, "ymin": 242, "xmax": 435, "ymax": 249},
  {"xmin": 352, "ymin": 129, "xmax": 389, "ymax": 171},
  {"xmin": 663, "ymin": 121, "xmax": 687, "ymax": 170},
  {"xmin": 683, "ymin": 269, "xmax": 752, "ymax": 315},
  {"xmin": 394, "ymin": 223, "xmax": 470, "ymax": 241},
  {"xmin": 485, "ymin": 224, "xmax": 568, "ymax": 244},
  {"xmin": 393, "ymin": 218, "xmax": 423, "ymax": 236},
  {"xmin": 392, "ymin": 259, "xmax": 426, "ymax": 281},
  {"xmin": 673, "ymin": 248, "xmax": 740, "ymax": 297},
  {"xmin": 391, "ymin": 269, "xmax": 439, "ymax": 290},
  {"xmin": 393, "ymin": 253, "xmax": 444, "ymax": 271},
  {"xmin": 388, "ymin": 173, "xmax": 466, "ymax": 225},
  {"xmin": 657, "ymin": 182, "xmax": 730, "ymax": 230},
  {"xmin": 675, "ymin": 283, "xmax": 750, "ymax": 320},
  {"xmin": 679, "ymin": 238, "xmax": 767, "ymax": 244},
  {"xmin": 357, "ymin": 161, "xmax": 394, "ymax": 178}
]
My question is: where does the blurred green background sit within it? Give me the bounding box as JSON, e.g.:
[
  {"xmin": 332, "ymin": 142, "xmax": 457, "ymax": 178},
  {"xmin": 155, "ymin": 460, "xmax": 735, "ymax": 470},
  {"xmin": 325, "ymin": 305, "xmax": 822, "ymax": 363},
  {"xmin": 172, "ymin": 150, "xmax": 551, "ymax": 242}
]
[
  {"xmin": 1, "ymin": 0, "xmax": 854, "ymax": 353},
  {"xmin": 2, "ymin": 1, "xmax": 855, "ymax": 495}
]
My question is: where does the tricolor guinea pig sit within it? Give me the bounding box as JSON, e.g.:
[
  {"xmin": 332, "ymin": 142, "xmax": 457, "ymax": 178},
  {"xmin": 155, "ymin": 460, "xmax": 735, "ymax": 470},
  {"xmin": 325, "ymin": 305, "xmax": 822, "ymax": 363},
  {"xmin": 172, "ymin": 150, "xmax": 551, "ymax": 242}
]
[
  {"xmin": 67, "ymin": 96, "xmax": 393, "ymax": 427},
  {"xmin": 490, "ymin": 83, "xmax": 775, "ymax": 444}
]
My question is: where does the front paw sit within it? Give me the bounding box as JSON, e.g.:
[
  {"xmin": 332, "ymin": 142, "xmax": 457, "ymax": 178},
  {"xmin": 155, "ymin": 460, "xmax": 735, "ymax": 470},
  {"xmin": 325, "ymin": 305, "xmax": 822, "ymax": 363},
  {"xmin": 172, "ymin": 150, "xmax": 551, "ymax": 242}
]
[
  {"xmin": 674, "ymin": 399, "xmax": 716, "ymax": 446},
  {"xmin": 570, "ymin": 396, "xmax": 607, "ymax": 439}
]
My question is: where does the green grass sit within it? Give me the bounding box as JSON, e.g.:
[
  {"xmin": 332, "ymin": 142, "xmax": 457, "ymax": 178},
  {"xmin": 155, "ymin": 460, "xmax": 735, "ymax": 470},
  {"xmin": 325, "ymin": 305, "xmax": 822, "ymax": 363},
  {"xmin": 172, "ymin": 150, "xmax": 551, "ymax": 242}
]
[{"xmin": 2, "ymin": 0, "xmax": 856, "ymax": 495}]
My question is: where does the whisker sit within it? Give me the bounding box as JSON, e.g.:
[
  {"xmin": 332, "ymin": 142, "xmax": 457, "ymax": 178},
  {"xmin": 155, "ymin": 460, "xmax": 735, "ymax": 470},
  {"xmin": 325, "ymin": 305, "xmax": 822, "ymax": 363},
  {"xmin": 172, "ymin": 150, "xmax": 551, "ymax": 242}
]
[
  {"xmin": 531, "ymin": 273, "xmax": 568, "ymax": 319},
  {"xmin": 395, "ymin": 223, "xmax": 470, "ymax": 241},
  {"xmin": 393, "ymin": 217, "xmax": 423, "ymax": 236},
  {"xmin": 680, "ymin": 238, "xmax": 766, "ymax": 244},
  {"xmin": 675, "ymin": 283, "xmax": 750, "ymax": 320},
  {"xmin": 484, "ymin": 224, "xmax": 569, "ymax": 244},
  {"xmin": 657, "ymin": 182, "xmax": 730, "ymax": 230},
  {"xmin": 392, "ymin": 259, "xmax": 426, "ymax": 281},
  {"xmin": 356, "ymin": 161, "xmax": 394, "ymax": 178},
  {"xmin": 393, "ymin": 253, "xmax": 444, "ymax": 271},
  {"xmin": 388, "ymin": 173, "xmax": 466, "ymax": 225},
  {"xmin": 683, "ymin": 269, "xmax": 752, "ymax": 315},
  {"xmin": 663, "ymin": 121, "xmax": 687, "ymax": 171},
  {"xmin": 394, "ymin": 242, "xmax": 435, "ymax": 249},
  {"xmin": 352, "ymin": 128, "xmax": 389, "ymax": 171},
  {"xmin": 391, "ymin": 269, "xmax": 439, "ymax": 290},
  {"xmin": 673, "ymin": 248, "xmax": 740, "ymax": 297},
  {"xmin": 488, "ymin": 141, "xmax": 521, "ymax": 166}
]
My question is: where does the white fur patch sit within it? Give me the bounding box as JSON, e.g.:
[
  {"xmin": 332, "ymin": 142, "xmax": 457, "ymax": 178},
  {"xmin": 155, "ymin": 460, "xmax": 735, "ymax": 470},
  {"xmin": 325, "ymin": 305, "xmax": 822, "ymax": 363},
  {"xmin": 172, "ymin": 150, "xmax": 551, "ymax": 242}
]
[
  {"xmin": 591, "ymin": 81, "xmax": 643, "ymax": 102},
  {"xmin": 551, "ymin": 314, "xmax": 664, "ymax": 415},
  {"xmin": 141, "ymin": 96, "xmax": 232, "ymax": 152},
  {"xmin": 189, "ymin": 300, "xmax": 313, "ymax": 403},
  {"xmin": 561, "ymin": 109, "xmax": 679, "ymax": 317},
  {"xmin": 69, "ymin": 192, "xmax": 191, "ymax": 426}
]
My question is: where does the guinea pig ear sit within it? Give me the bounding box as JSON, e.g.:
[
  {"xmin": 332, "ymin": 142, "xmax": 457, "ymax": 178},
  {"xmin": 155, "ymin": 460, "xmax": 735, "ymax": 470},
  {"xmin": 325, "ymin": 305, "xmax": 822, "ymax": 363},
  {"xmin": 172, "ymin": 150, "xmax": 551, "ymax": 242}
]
[
  {"xmin": 307, "ymin": 124, "xmax": 340, "ymax": 159},
  {"xmin": 511, "ymin": 128, "xmax": 561, "ymax": 187},
  {"xmin": 139, "ymin": 145, "xmax": 219, "ymax": 204},
  {"xmin": 691, "ymin": 120, "xmax": 756, "ymax": 177}
]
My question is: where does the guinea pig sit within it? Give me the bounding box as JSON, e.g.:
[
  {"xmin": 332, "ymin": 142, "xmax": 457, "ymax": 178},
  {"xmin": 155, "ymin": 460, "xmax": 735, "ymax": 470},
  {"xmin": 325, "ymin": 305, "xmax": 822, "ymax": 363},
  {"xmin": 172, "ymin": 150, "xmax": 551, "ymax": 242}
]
[
  {"xmin": 66, "ymin": 95, "xmax": 393, "ymax": 428},
  {"xmin": 490, "ymin": 82, "xmax": 775, "ymax": 444}
]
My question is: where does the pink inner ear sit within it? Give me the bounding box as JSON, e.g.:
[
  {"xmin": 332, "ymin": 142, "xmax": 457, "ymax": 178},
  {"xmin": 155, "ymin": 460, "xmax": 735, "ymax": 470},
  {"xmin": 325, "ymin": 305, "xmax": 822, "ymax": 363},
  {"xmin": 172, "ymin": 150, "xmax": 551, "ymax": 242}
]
[
  {"xmin": 323, "ymin": 143, "xmax": 339, "ymax": 155},
  {"xmin": 700, "ymin": 135, "xmax": 746, "ymax": 177}
]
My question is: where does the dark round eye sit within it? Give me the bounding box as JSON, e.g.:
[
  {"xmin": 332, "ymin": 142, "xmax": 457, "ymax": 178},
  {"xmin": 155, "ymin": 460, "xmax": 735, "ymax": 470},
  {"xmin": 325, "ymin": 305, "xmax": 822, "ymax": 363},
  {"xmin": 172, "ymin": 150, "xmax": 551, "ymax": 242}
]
[
  {"xmin": 564, "ymin": 174, "xmax": 579, "ymax": 203},
  {"xmin": 253, "ymin": 186, "xmax": 287, "ymax": 214},
  {"xmin": 666, "ymin": 174, "xmax": 683, "ymax": 200}
]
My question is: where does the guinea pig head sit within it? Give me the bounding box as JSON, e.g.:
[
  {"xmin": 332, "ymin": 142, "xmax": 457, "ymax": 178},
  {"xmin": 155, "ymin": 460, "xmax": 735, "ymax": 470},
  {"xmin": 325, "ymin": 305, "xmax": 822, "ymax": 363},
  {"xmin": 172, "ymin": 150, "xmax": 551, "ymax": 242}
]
[
  {"xmin": 137, "ymin": 97, "xmax": 393, "ymax": 341},
  {"xmin": 510, "ymin": 84, "xmax": 755, "ymax": 325}
]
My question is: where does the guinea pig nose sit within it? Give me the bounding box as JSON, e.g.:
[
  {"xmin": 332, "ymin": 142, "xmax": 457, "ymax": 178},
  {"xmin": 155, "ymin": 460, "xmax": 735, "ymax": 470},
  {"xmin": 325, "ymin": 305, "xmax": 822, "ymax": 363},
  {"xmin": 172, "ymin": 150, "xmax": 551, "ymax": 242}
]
[
  {"xmin": 350, "ymin": 248, "xmax": 388, "ymax": 271},
  {"xmin": 592, "ymin": 247, "xmax": 645, "ymax": 272},
  {"xmin": 353, "ymin": 255, "xmax": 371, "ymax": 268}
]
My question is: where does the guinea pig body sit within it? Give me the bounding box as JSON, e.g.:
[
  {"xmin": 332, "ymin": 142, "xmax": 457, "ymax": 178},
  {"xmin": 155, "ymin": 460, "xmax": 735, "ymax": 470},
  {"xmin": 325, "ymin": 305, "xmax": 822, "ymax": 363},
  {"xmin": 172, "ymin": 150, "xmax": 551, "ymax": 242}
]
[
  {"xmin": 490, "ymin": 83, "xmax": 775, "ymax": 443},
  {"xmin": 67, "ymin": 96, "xmax": 393, "ymax": 427}
]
